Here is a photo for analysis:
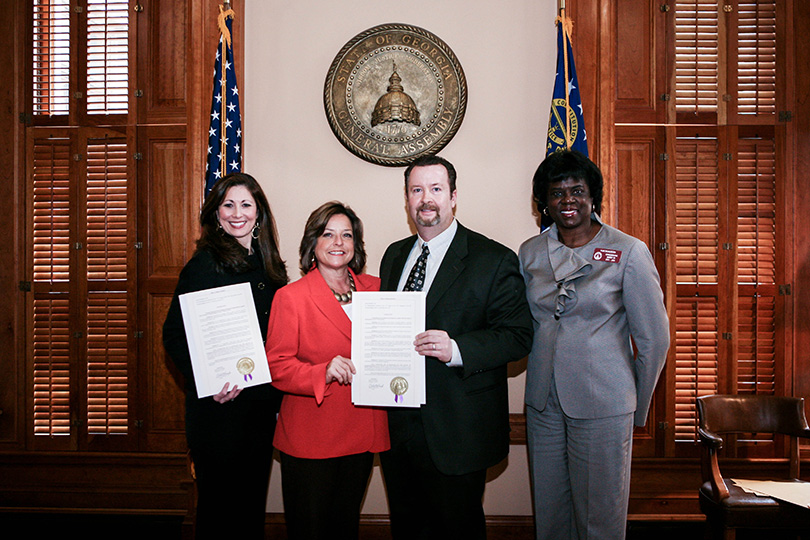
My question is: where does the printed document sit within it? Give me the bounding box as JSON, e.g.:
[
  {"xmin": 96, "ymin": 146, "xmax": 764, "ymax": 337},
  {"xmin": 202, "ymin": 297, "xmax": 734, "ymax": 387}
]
[
  {"xmin": 179, "ymin": 282, "xmax": 271, "ymax": 398},
  {"xmin": 351, "ymin": 291, "xmax": 426, "ymax": 407}
]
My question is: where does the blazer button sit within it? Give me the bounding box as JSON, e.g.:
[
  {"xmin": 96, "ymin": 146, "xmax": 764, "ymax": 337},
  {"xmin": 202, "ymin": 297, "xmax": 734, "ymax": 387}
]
[{"xmin": 258, "ymin": 282, "xmax": 266, "ymax": 290}]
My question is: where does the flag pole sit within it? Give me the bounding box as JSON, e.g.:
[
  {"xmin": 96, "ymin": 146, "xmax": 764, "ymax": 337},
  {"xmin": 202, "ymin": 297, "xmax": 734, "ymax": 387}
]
[
  {"xmin": 559, "ymin": 7, "xmax": 571, "ymax": 150},
  {"xmin": 218, "ymin": 3, "xmax": 234, "ymax": 180},
  {"xmin": 545, "ymin": 0, "xmax": 587, "ymax": 158}
]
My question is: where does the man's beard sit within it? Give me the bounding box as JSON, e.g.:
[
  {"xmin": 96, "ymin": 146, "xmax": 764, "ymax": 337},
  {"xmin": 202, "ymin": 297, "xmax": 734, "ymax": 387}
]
[{"xmin": 415, "ymin": 203, "xmax": 441, "ymax": 227}]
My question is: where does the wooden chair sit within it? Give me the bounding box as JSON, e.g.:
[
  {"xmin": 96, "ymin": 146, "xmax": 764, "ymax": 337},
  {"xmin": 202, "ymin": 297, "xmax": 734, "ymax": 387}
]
[{"xmin": 697, "ymin": 394, "xmax": 810, "ymax": 540}]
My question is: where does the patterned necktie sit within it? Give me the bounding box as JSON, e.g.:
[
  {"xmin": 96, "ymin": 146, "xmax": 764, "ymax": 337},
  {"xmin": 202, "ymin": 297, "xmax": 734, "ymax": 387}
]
[{"xmin": 403, "ymin": 244, "xmax": 429, "ymax": 292}]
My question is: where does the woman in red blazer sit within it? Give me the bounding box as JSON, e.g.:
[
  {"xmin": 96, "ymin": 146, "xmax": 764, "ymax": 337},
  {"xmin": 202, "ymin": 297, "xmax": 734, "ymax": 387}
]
[{"xmin": 266, "ymin": 201, "xmax": 389, "ymax": 540}]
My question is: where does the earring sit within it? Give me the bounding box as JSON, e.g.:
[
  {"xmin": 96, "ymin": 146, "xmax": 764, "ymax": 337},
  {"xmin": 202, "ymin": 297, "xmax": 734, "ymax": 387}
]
[
  {"xmin": 252, "ymin": 223, "xmax": 260, "ymax": 239},
  {"xmin": 542, "ymin": 207, "xmax": 549, "ymax": 216}
]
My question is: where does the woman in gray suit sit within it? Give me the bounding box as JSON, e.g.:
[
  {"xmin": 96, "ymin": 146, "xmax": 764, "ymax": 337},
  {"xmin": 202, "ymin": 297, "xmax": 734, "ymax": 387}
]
[{"xmin": 519, "ymin": 150, "xmax": 669, "ymax": 540}]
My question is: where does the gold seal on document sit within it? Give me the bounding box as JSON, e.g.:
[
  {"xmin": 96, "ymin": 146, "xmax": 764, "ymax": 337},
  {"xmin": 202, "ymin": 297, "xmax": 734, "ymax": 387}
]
[
  {"xmin": 236, "ymin": 357, "xmax": 255, "ymax": 375},
  {"xmin": 390, "ymin": 376, "xmax": 408, "ymax": 395}
]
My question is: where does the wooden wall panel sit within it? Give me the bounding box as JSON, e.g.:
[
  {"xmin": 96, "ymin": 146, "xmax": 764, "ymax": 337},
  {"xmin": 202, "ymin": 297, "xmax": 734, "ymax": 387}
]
[
  {"xmin": 132, "ymin": 0, "xmax": 244, "ymax": 456},
  {"xmin": 628, "ymin": 460, "xmax": 703, "ymax": 520},
  {"xmin": 615, "ymin": 135, "xmax": 655, "ymax": 247},
  {"xmin": 141, "ymin": 293, "xmax": 185, "ymax": 452},
  {"xmin": 567, "ymin": 0, "xmax": 616, "ymax": 224},
  {"xmin": 568, "ymin": 0, "xmax": 601, "ymax": 159},
  {"xmin": 614, "ymin": 0, "xmax": 666, "ymax": 123},
  {"xmin": 136, "ymin": 0, "xmax": 189, "ymax": 124},
  {"xmin": 138, "ymin": 128, "xmax": 194, "ymax": 279},
  {"xmin": 0, "ymin": 453, "xmax": 192, "ymax": 513},
  {"xmin": 136, "ymin": 124, "xmax": 194, "ymax": 452},
  {"xmin": 792, "ymin": 1, "xmax": 810, "ymax": 407},
  {"xmin": 616, "ymin": 126, "xmax": 665, "ymax": 458},
  {"xmin": 0, "ymin": 0, "xmax": 24, "ymax": 447}
]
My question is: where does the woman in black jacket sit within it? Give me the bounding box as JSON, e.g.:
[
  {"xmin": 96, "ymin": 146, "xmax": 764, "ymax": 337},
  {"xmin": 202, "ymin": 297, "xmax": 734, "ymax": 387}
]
[{"xmin": 163, "ymin": 172, "xmax": 287, "ymax": 539}]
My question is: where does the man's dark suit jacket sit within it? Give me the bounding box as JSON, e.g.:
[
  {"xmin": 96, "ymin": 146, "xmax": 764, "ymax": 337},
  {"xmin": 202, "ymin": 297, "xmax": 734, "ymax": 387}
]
[{"xmin": 380, "ymin": 222, "xmax": 533, "ymax": 475}]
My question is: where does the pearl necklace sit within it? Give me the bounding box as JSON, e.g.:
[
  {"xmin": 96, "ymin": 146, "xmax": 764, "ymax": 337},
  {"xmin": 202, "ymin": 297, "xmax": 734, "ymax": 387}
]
[{"xmin": 331, "ymin": 272, "xmax": 356, "ymax": 303}]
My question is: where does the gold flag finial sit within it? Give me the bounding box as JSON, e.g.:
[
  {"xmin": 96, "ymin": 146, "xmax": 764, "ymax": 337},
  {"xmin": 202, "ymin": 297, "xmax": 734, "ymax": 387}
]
[
  {"xmin": 555, "ymin": 12, "xmax": 574, "ymax": 40},
  {"xmin": 217, "ymin": 4, "xmax": 235, "ymax": 48}
]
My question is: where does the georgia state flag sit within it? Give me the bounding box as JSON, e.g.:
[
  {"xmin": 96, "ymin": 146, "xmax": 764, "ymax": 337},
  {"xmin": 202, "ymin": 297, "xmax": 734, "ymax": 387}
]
[{"xmin": 546, "ymin": 20, "xmax": 588, "ymax": 157}]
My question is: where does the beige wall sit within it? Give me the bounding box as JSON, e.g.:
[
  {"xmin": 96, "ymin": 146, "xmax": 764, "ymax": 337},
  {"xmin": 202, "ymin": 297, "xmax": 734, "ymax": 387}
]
[{"xmin": 244, "ymin": 0, "xmax": 557, "ymax": 516}]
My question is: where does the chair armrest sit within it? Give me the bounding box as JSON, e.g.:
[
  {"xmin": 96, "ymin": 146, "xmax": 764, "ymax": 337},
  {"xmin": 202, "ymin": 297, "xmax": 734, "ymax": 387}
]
[
  {"xmin": 698, "ymin": 426, "xmax": 724, "ymax": 450},
  {"xmin": 698, "ymin": 426, "xmax": 730, "ymax": 501}
]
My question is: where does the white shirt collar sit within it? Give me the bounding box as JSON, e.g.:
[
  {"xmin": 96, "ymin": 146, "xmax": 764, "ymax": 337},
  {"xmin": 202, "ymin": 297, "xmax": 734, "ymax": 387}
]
[
  {"xmin": 416, "ymin": 218, "xmax": 457, "ymax": 253},
  {"xmin": 397, "ymin": 219, "xmax": 458, "ymax": 292}
]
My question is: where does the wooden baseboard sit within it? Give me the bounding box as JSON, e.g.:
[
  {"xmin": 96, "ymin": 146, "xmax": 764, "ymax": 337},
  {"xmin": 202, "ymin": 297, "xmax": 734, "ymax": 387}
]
[
  {"xmin": 1, "ymin": 451, "xmax": 719, "ymax": 534},
  {"xmin": 0, "ymin": 452, "xmax": 193, "ymax": 513}
]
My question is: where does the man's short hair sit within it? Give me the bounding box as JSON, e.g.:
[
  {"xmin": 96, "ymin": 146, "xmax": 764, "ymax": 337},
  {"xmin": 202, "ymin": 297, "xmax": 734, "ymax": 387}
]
[{"xmin": 404, "ymin": 154, "xmax": 457, "ymax": 192}]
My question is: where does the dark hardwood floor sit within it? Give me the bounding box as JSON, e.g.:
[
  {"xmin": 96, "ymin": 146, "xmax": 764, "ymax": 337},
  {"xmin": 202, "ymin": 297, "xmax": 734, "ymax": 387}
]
[{"xmin": 1, "ymin": 512, "xmax": 806, "ymax": 539}]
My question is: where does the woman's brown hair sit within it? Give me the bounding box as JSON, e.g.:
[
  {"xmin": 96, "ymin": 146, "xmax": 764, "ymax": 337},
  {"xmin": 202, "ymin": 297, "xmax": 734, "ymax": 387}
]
[
  {"xmin": 298, "ymin": 201, "xmax": 367, "ymax": 276},
  {"xmin": 196, "ymin": 172, "xmax": 288, "ymax": 287}
]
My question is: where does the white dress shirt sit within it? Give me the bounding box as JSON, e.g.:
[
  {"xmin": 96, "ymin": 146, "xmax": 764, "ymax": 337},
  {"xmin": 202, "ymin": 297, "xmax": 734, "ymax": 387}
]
[{"xmin": 397, "ymin": 219, "xmax": 463, "ymax": 367}]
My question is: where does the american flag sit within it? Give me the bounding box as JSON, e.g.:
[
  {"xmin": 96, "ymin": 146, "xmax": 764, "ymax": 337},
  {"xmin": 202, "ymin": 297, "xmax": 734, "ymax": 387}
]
[
  {"xmin": 205, "ymin": 6, "xmax": 242, "ymax": 196},
  {"xmin": 546, "ymin": 11, "xmax": 588, "ymax": 157}
]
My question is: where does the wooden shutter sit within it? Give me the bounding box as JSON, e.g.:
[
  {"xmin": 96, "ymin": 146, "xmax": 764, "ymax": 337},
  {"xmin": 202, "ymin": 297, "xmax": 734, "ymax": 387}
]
[
  {"xmin": 32, "ymin": 0, "xmax": 129, "ymax": 121},
  {"xmin": 30, "ymin": 134, "xmax": 76, "ymax": 444},
  {"xmin": 674, "ymin": 0, "xmax": 719, "ymax": 115},
  {"xmin": 28, "ymin": 130, "xmax": 134, "ymax": 449},
  {"xmin": 736, "ymin": 137, "xmax": 776, "ymax": 287},
  {"xmin": 674, "ymin": 138, "xmax": 720, "ymax": 284},
  {"xmin": 28, "ymin": 0, "xmax": 134, "ymax": 449},
  {"xmin": 733, "ymin": 133, "xmax": 781, "ymax": 456},
  {"xmin": 674, "ymin": 297, "xmax": 719, "ymax": 443},
  {"xmin": 86, "ymin": 0, "xmax": 129, "ymax": 115},
  {"xmin": 32, "ymin": 138, "xmax": 72, "ymax": 283},
  {"xmin": 33, "ymin": 297, "xmax": 72, "ymax": 438},
  {"xmin": 736, "ymin": 135, "xmax": 778, "ymax": 396},
  {"xmin": 85, "ymin": 138, "xmax": 129, "ymax": 436},
  {"xmin": 734, "ymin": 1, "xmax": 777, "ymax": 117},
  {"xmin": 618, "ymin": 1, "xmax": 789, "ymax": 458},
  {"xmin": 670, "ymin": 129, "xmax": 783, "ymax": 453},
  {"xmin": 32, "ymin": 0, "xmax": 71, "ymax": 117},
  {"xmin": 673, "ymin": 136, "xmax": 722, "ymax": 446}
]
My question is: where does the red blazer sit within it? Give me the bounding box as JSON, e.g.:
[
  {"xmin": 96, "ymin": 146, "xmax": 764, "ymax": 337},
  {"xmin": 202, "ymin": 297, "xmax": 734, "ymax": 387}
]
[{"xmin": 266, "ymin": 267, "xmax": 390, "ymax": 458}]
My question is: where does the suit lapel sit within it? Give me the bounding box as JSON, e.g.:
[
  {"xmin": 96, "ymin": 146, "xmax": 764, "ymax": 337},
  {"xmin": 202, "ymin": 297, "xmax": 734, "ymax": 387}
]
[
  {"xmin": 307, "ymin": 268, "xmax": 351, "ymax": 340},
  {"xmin": 383, "ymin": 236, "xmax": 416, "ymax": 291},
  {"xmin": 426, "ymin": 223, "xmax": 467, "ymax": 315}
]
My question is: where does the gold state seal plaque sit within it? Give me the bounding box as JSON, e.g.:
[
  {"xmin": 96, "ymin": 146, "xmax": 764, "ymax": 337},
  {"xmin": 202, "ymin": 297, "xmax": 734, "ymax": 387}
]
[{"xmin": 324, "ymin": 23, "xmax": 467, "ymax": 166}]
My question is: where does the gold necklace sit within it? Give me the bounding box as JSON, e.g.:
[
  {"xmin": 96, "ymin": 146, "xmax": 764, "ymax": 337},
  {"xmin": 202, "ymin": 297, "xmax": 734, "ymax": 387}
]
[{"xmin": 331, "ymin": 272, "xmax": 356, "ymax": 303}]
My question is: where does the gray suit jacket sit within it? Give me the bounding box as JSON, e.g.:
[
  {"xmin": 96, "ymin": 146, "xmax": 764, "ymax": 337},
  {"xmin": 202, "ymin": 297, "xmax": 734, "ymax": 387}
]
[{"xmin": 518, "ymin": 218, "xmax": 669, "ymax": 426}]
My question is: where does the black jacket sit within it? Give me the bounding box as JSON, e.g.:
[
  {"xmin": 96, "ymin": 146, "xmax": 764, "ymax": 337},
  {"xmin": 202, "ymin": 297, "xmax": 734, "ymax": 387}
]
[{"xmin": 380, "ymin": 222, "xmax": 533, "ymax": 475}]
